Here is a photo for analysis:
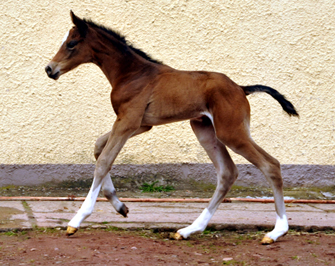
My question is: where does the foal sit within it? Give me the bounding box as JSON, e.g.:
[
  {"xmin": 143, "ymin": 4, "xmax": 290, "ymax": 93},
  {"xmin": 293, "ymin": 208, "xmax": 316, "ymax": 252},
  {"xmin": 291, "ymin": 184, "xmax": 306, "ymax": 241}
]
[{"xmin": 46, "ymin": 11, "xmax": 298, "ymax": 244}]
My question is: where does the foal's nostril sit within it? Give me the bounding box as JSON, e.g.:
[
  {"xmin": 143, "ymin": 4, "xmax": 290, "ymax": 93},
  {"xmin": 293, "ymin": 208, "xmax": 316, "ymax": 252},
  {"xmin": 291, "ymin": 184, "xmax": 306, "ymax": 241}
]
[{"xmin": 45, "ymin": 65, "xmax": 52, "ymax": 76}]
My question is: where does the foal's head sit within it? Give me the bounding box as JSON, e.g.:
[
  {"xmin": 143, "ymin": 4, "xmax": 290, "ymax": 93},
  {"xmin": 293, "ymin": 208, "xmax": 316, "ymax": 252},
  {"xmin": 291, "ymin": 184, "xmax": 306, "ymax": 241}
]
[{"xmin": 45, "ymin": 11, "xmax": 93, "ymax": 80}]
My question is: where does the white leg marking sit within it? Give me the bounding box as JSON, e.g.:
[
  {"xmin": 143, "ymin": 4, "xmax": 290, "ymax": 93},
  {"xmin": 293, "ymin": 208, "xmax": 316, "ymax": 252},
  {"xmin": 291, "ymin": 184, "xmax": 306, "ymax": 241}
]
[
  {"xmin": 177, "ymin": 208, "xmax": 213, "ymax": 239},
  {"xmin": 102, "ymin": 174, "xmax": 124, "ymax": 212},
  {"xmin": 68, "ymin": 180, "xmax": 102, "ymax": 229},
  {"xmin": 265, "ymin": 214, "xmax": 289, "ymax": 242}
]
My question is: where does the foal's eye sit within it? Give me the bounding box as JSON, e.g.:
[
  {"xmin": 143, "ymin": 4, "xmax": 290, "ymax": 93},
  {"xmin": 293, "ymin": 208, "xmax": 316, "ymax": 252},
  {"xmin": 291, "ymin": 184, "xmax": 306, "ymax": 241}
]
[{"xmin": 66, "ymin": 40, "xmax": 78, "ymax": 50}]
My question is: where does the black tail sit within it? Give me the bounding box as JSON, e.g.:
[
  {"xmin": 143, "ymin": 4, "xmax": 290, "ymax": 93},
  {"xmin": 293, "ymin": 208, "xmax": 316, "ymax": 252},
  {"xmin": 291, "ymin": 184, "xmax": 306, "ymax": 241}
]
[{"xmin": 241, "ymin": 85, "xmax": 299, "ymax": 117}]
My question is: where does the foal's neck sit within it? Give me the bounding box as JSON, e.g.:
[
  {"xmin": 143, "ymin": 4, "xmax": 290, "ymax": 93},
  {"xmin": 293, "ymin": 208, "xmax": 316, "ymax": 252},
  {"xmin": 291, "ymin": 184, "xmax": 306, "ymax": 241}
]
[{"xmin": 90, "ymin": 29, "xmax": 154, "ymax": 88}]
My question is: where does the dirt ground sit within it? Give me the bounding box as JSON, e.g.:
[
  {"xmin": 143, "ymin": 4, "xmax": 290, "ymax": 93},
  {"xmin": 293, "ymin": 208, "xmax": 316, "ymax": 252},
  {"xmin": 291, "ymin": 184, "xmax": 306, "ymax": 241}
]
[{"xmin": 0, "ymin": 228, "xmax": 334, "ymax": 266}]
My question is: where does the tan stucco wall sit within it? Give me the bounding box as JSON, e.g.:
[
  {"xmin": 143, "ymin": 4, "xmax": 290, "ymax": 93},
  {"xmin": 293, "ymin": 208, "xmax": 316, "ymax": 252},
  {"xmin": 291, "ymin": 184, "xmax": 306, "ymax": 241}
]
[{"xmin": 1, "ymin": 0, "xmax": 334, "ymax": 166}]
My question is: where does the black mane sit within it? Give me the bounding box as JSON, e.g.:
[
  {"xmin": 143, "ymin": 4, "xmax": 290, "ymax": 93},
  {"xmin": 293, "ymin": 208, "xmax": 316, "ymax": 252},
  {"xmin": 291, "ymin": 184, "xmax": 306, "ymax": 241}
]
[{"xmin": 84, "ymin": 19, "xmax": 162, "ymax": 65}]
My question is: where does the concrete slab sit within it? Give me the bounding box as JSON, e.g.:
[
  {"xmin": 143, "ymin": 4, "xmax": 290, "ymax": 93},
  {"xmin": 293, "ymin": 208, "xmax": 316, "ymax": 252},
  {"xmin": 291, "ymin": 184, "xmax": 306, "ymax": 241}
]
[
  {"xmin": 308, "ymin": 204, "xmax": 335, "ymax": 211},
  {"xmin": 0, "ymin": 200, "xmax": 334, "ymax": 232},
  {"xmin": 0, "ymin": 201, "xmax": 31, "ymax": 230}
]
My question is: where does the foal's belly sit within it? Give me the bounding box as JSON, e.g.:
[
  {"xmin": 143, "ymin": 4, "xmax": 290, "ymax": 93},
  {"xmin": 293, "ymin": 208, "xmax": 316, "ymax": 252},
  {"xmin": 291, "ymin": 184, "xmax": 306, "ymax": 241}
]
[{"xmin": 141, "ymin": 100, "xmax": 205, "ymax": 126}]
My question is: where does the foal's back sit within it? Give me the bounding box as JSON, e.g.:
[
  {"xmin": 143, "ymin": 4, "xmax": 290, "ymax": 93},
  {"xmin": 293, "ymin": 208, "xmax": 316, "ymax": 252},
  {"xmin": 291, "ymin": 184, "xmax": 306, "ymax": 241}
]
[{"xmin": 141, "ymin": 66, "xmax": 248, "ymax": 126}]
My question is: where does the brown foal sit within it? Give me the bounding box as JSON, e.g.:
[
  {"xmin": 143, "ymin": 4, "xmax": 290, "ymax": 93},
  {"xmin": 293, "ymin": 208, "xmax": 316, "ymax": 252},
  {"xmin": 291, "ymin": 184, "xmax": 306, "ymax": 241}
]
[{"xmin": 45, "ymin": 11, "xmax": 298, "ymax": 244}]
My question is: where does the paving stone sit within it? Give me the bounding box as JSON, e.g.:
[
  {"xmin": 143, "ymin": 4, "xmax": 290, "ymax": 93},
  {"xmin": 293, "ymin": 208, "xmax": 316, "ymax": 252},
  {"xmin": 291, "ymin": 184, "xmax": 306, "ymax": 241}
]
[{"xmin": 1, "ymin": 200, "xmax": 334, "ymax": 232}]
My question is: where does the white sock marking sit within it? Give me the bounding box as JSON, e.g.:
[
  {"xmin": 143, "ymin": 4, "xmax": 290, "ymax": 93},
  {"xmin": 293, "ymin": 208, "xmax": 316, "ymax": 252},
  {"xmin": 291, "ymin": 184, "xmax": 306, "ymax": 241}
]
[
  {"xmin": 265, "ymin": 214, "xmax": 289, "ymax": 241},
  {"xmin": 68, "ymin": 181, "xmax": 102, "ymax": 229},
  {"xmin": 102, "ymin": 174, "xmax": 124, "ymax": 212},
  {"xmin": 177, "ymin": 208, "xmax": 213, "ymax": 239}
]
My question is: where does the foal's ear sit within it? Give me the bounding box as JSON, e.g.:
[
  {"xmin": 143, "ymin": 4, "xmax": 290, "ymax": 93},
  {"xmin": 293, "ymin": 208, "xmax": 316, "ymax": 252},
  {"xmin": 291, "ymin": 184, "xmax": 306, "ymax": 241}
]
[{"xmin": 70, "ymin": 10, "xmax": 88, "ymax": 37}]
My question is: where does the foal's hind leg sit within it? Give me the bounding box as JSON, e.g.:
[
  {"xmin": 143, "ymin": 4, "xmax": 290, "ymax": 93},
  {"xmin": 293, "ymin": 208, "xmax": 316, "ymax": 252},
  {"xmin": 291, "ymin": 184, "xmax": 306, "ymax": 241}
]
[
  {"xmin": 175, "ymin": 117, "xmax": 238, "ymax": 239},
  {"xmin": 215, "ymin": 122, "xmax": 288, "ymax": 244}
]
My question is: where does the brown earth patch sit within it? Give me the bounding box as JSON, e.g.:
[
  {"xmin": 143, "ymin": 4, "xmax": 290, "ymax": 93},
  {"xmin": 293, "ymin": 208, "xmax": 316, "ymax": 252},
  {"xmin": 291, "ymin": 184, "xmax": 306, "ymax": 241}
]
[{"xmin": 0, "ymin": 228, "xmax": 334, "ymax": 265}]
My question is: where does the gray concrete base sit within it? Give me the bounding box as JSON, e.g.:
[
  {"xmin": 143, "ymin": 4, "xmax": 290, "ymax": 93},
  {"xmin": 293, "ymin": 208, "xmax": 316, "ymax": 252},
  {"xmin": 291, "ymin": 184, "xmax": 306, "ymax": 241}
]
[
  {"xmin": 0, "ymin": 163, "xmax": 334, "ymax": 188},
  {"xmin": 1, "ymin": 200, "xmax": 334, "ymax": 232}
]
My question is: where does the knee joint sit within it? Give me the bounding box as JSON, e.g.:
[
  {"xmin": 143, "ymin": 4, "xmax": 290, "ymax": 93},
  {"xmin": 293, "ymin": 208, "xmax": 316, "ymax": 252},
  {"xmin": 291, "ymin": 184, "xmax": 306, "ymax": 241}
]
[
  {"xmin": 95, "ymin": 161, "xmax": 110, "ymax": 179},
  {"xmin": 225, "ymin": 165, "xmax": 239, "ymax": 181}
]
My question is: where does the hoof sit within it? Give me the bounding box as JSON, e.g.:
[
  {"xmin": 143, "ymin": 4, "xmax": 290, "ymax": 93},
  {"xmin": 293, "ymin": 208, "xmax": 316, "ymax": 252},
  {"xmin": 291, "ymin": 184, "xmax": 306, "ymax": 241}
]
[
  {"xmin": 118, "ymin": 204, "xmax": 129, "ymax": 218},
  {"xmin": 261, "ymin": 236, "xmax": 274, "ymax": 245},
  {"xmin": 172, "ymin": 232, "xmax": 184, "ymax": 240},
  {"xmin": 66, "ymin": 226, "xmax": 78, "ymax": 236}
]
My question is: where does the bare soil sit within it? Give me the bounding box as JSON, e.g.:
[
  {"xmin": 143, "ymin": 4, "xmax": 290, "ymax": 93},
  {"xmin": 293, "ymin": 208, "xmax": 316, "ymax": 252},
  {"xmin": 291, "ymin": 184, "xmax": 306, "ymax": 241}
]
[{"xmin": 0, "ymin": 228, "xmax": 334, "ymax": 266}]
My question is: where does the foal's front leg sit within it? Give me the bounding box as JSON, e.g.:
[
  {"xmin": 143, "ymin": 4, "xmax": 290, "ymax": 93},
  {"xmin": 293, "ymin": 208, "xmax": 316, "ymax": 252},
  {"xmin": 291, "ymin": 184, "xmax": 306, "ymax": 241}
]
[
  {"xmin": 102, "ymin": 173, "xmax": 129, "ymax": 217},
  {"xmin": 66, "ymin": 119, "xmax": 141, "ymax": 236},
  {"xmin": 95, "ymin": 126, "xmax": 152, "ymax": 217},
  {"xmin": 93, "ymin": 131, "xmax": 129, "ymax": 217},
  {"xmin": 66, "ymin": 175, "xmax": 103, "ymax": 235}
]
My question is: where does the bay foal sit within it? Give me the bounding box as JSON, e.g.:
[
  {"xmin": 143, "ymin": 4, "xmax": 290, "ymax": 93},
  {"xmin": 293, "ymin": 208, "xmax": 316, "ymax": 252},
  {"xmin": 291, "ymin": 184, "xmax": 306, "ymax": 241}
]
[{"xmin": 45, "ymin": 11, "xmax": 298, "ymax": 244}]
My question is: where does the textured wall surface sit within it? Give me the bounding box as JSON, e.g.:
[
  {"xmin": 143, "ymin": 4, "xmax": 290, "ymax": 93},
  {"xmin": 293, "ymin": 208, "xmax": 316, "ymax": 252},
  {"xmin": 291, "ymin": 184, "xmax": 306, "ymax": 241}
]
[{"xmin": 1, "ymin": 0, "xmax": 334, "ymax": 169}]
